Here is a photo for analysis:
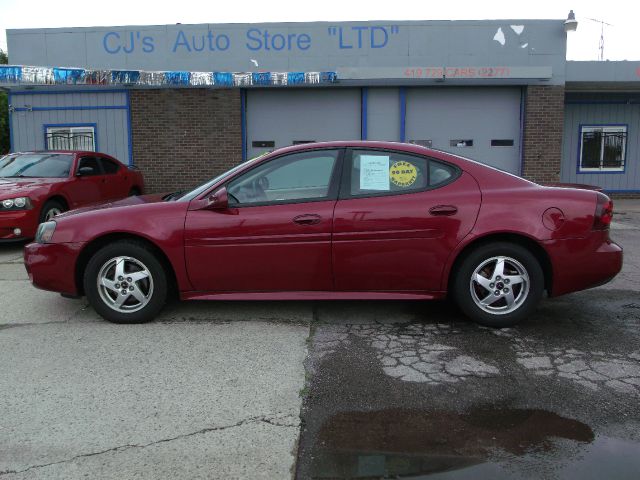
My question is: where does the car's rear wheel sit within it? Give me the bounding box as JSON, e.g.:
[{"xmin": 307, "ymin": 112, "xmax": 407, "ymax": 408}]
[
  {"xmin": 83, "ymin": 240, "xmax": 168, "ymax": 323},
  {"xmin": 452, "ymin": 242, "xmax": 544, "ymax": 328},
  {"xmin": 39, "ymin": 199, "xmax": 66, "ymax": 223},
  {"xmin": 129, "ymin": 187, "xmax": 141, "ymax": 196}
]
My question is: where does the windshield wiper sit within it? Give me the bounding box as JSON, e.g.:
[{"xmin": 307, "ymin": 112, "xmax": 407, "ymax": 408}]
[{"xmin": 162, "ymin": 190, "xmax": 186, "ymax": 201}]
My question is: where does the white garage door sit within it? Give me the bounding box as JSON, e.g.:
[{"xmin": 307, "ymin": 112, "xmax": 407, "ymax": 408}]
[
  {"xmin": 246, "ymin": 89, "xmax": 361, "ymax": 158},
  {"xmin": 405, "ymin": 87, "xmax": 522, "ymax": 174}
]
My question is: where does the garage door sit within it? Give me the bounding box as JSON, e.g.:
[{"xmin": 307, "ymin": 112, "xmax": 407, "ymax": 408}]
[
  {"xmin": 405, "ymin": 87, "xmax": 522, "ymax": 174},
  {"xmin": 246, "ymin": 89, "xmax": 361, "ymax": 158}
]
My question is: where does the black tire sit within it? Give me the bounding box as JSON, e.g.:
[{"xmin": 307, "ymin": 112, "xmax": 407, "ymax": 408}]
[
  {"xmin": 452, "ymin": 242, "xmax": 544, "ymax": 328},
  {"xmin": 39, "ymin": 199, "xmax": 67, "ymax": 224},
  {"xmin": 129, "ymin": 187, "xmax": 141, "ymax": 196},
  {"xmin": 83, "ymin": 240, "xmax": 168, "ymax": 324}
]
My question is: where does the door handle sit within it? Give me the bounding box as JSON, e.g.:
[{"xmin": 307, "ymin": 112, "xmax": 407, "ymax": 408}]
[
  {"xmin": 429, "ymin": 205, "xmax": 458, "ymax": 216},
  {"xmin": 293, "ymin": 214, "xmax": 322, "ymax": 225}
]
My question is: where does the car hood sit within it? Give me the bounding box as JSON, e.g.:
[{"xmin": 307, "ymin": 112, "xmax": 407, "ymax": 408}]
[
  {"xmin": 0, "ymin": 177, "xmax": 64, "ymax": 197},
  {"xmin": 55, "ymin": 193, "xmax": 167, "ymax": 219}
]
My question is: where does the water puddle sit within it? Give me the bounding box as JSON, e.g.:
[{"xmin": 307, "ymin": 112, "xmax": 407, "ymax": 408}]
[{"xmin": 308, "ymin": 408, "xmax": 640, "ymax": 479}]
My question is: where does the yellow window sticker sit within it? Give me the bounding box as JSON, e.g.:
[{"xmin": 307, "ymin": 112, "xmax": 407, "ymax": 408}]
[{"xmin": 390, "ymin": 161, "xmax": 417, "ymax": 187}]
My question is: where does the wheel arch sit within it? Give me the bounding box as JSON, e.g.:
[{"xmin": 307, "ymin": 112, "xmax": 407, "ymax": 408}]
[
  {"xmin": 75, "ymin": 232, "xmax": 178, "ymax": 297},
  {"xmin": 43, "ymin": 195, "xmax": 69, "ymax": 210},
  {"xmin": 445, "ymin": 232, "xmax": 553, "ymax": 295}
]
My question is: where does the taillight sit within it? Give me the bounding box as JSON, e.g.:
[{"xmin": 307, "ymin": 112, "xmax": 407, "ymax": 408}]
[{"xmin": 593, "ymin": 193, "xmax": 613, "ymax": 230}]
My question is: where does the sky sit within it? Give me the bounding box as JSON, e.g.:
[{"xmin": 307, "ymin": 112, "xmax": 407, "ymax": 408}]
[{"xmin": 0, "ymin": 0, "xmax": 638, "ymax": 62}]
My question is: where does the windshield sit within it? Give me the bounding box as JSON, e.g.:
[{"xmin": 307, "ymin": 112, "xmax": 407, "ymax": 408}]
[
  {"xmin": 0, "ymin": 153, "xmax": 74, "ymax": 178},
  {"xmin": 177, "ymin": 154, "xmax": 268, "ymax": 201}
]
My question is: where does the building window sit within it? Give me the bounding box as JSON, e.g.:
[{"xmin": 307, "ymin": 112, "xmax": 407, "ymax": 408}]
[
  {"xmin": 450, "ymin": 139, "xmax": 473, "ymax": 147},
  {"xmin": 46, "ymin": 126, "xmax": 96, "ymax": 152},
  {"xmin": 579, "ymin": 125, "xmax": 627, "ymax": 172}
]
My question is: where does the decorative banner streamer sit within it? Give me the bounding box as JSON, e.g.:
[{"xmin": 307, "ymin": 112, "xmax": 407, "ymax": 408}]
[
  {"xmin": 190, "ymin": 72, "xmax": 214, "ymax": 86},
  {"xmin": 271, "ymin": 72, "xmax": 288, "ymax": 85},
  {"xmin": 0, "ymin": 66, "xmax": 22, "ymax": 83},
  {"xmin": 321, "ymin": 71, "xmax": 338, "ymax": 83},
  {"xmin": 304, "ymin": 72, "xmax": 321, "ymax": 84},
  {"xmin": 53, "ymin": 68, "xmax": 85, "ymax": 84},
  {"xmin": 21, "ymin": 66, "xmax": 54, "ymax": 84},
  {"xmin": 232, "ymin": 72, "xmax": 252, "ymax": 86},
  {"xmin": 213, "ymin": 72, "xmax": 233, "ymax": 86},
  {"xmin": 137, "ymin": 71, "xmax": 166, "ymax": 86},
  {"xmin": 287, "ymin": 72, "xmax": 305, "ymax": 85},
  {"xmin": 0, "ymin": 65, "xmax": 338, "ymax": 87},
  {"xmin": 111, "ymin": 70, "xmax": 140, "ymax": 84},
  {"xmin": 252, "ymin": 72, "xmax": 271, "ymax": 86},
  {"xmin": 164, "ymin": 71, "xmax": 191, "ymax": 85},
  {"xmin": 85, "ymin": 70, "xmax": 110, "ymax": 85}
]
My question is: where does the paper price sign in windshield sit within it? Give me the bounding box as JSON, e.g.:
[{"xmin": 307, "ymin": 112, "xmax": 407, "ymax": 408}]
[{"xmin": 360, "ymin": 155, "xmax": 390, "ymax": 190}]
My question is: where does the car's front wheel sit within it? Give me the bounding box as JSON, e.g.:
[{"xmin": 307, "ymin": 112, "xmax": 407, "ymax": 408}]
[
  {"xmin": 84, "ymin": 240, "xmax": 168, "ymax": 323},
  {"xmin": 39, "ymin": 199, "xmax": 67, "ymax": 223},
  {"xmin": 452, "ymin": 242, "xmax": 544, "ymax": 328}
]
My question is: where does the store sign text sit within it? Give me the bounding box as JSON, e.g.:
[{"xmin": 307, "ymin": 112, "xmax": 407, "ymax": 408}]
[{"xmin": 102, "ymin": 26, "xmax": 401, "ymax": 55}]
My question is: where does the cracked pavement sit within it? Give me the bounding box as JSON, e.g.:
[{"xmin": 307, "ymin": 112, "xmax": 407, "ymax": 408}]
[{"xmin": 297, "ymin": 202, "xmax": 640, "ymax": 479}]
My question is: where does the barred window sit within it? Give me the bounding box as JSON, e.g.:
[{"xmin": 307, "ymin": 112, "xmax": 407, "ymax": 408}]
[
  {"xmin": 46, "ymin": 126, "xmax": 96, "ymax": 152},
  {"xmin": 579, "ymin": 126, "xmax": 627, "ymax": 172}
]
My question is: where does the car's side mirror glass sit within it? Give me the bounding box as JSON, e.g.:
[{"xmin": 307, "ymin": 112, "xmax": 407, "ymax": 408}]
[
  {"xmin": 204, "ymin": 187, "xmax": 229, "ymax": 210},
  {"xmin": 76, "ymin": 166, "xmax": 95, "ymax": 176}
]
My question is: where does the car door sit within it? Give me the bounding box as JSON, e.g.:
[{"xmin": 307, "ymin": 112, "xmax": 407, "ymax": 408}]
[
  {"xmin": 98, "ymin": 156, "xmax": 128, "ymax": 200},
  {"xmin": 65, "ymin": 155, "xmax": 106, "ymax": 206},
  {"xmin": 184, "ymin": 149, "xmax": 343, "ymax": 292},
  {"xmin": 332, "ymin": 148, "xmax": 481, "ymax": 292}
]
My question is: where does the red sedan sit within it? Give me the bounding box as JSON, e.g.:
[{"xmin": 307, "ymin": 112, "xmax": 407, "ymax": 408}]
[
  {"xmin": 0, "ymin": 151, "xmax": 144, "ymax": 241},
  {"xmin": 23, "ymin": 142, "xmax": 622, "ymax": 327}
]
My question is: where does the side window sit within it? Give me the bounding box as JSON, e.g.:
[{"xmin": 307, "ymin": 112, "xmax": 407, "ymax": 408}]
[
  {"xmin": 429, "ymin": 160, "xmax": 456, "ymax": 187},
  {"xmin": 77, "ymin": 157, "xmax": 101, "ymax": 176},
  {"xmin": 347, "ymin": 150, "xmax": 457, "ymax": 197},
  {"xmin": 100, "ymin": 158, "xmax": 121, "ymax": 174},
  {"xmin": 227, "ymin": 150, "xmax": 339, "ymax": 205}
]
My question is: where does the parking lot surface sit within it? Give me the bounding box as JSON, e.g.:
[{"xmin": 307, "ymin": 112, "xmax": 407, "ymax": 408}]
[
  {"xmin": 0, "ymin": 245, "xmax": 310, "ymax": 479},
  {"xmin": 297, "ymin": 200, "xmax": 640, "ymax": 479},
  {"xmin": 1, "ymin": 200, "xmax": 639, "ymax": 479}
]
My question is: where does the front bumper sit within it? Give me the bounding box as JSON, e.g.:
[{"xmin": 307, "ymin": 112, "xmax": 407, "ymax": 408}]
[
  {"xmin": 544, "ymin": 231, "xmax": 623, "ymax": 297},
  {"xmin": 24, "ymin": 242, "xmax": 84, "ymax": 296},
  {"xmin": 0, "ymin": 209, "xmax": 39, "ymax": 241}
]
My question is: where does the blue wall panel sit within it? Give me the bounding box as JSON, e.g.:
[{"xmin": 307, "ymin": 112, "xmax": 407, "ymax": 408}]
[
  {"xmin": 562, "ymin": 99, "xmax": 640, "ymax": 191},
  {"xmin": 9, "ymin": 91, "xmax": 132, "ymax": 164}
]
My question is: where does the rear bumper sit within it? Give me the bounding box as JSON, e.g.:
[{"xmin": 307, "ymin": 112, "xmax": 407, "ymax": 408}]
[
  {"xmin": 544, "ymin": 231, "xmax": 623, "ymax": 297},
  {"xmin": 24, "ymin": 242, "xmax": 84, "ymax": 296},
  {"xmin": 0, "ymin": 209, "xmax": 39, "ymax": 241}
]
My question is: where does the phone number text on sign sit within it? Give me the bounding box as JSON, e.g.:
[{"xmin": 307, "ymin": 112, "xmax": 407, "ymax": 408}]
[{"xmin": 404, "ymin": 67, "xmax": 512, "ymax": 78}]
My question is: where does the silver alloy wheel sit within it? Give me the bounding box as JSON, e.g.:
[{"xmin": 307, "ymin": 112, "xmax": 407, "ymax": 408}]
[
  {"xmin": 97, "ymin": 256, "xmax": 154, "ymax": 313},
  {"xmin": 45, "ymin": 207, "xmax": 62, "ymax": 221},
  {"xmin": 469, "ymin": 256, "xmax": 530, "ymax": 315}
]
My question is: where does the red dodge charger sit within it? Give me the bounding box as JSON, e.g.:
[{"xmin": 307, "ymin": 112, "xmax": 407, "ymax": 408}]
[
  {"xmin": 23, "ymin": 142, "xmax": 622, "ymax": 327},
  {"xmin": 0, "ymin": 151, "xmax": 144, "ymax": 242}
]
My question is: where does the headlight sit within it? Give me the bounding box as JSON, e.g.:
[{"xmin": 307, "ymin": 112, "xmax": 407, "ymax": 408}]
[
  {"xmin": 1, "ymin": 197, "xmax": 32, "ymax": 210},
  {"xmin": 35, "ymin": 221, "xmax": 57, "ymax": 244}
]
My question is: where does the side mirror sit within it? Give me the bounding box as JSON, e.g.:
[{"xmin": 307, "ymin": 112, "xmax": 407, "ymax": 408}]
[
  {"xmin": 76, "ymin": 166, "xmax": 95, "ymax": 176},
  {"xmin": 204, "ymin": 187, "xmax": 229, "ymax": 210}
]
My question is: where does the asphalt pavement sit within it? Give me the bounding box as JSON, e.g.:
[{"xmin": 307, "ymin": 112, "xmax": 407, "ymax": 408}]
[
  {"xmin": 0, "ymin": 247, "xmax": 310, "ymax": 479},
  {"xmin": 0, "ymin": 200, "xmax": 639, "ymax": 479},
  {"xmin": 296, "ymin": 200, "xmax": 640, "ymax": 479}
]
